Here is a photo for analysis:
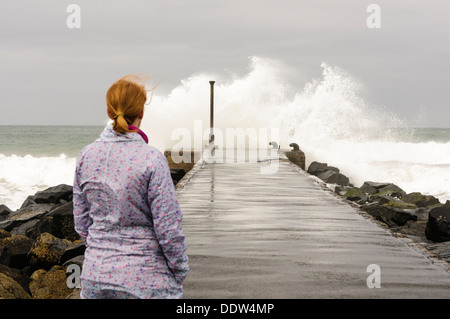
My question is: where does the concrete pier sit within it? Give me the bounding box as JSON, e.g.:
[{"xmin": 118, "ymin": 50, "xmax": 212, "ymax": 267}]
[{"xmin": 176, "ymin": 155, "xmax": 450, "ymax": 298}]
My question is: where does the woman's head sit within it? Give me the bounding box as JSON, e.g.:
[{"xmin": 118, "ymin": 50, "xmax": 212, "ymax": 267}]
[{"xmin": 106, "ymin": 75, "xmax": 147, "ymax": 134}]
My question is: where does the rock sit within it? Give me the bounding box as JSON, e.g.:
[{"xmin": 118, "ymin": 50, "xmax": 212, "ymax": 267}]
[
  {"xmin": 360, "ymin": 181, "xmax": 405, "ymax": 198},
  {"xmin": 390, "ymin": 210, "xmax": 418, "ymax": 226},
  {"xmin": 59, "ymin": 241, "xmax": 86, "ymax": 266},
  {"xmin": 0, "ymin": 205, "xmax": 12, "ymax": 221},
  {"xmin": 360, "ymin": 182, "xmax": 379, "ymax": 196},
  {"xmin": 316, "ymin": 170, "xmax": 349, "ymax": 186},
  {"xmin": 29, "ymin": 265, "xmax": 72, "ymax": 299},
  {"xmin": 0, "ymin": 220, "xmax": 13, "ymax": 232},
  {"xmin": 32, "ymin": 202, "xmax": 79, "ymax": 241},
  {"xmin": 0, "ymin": 272, "xmax": 32, "ymax": 299},
  {"xmin": 20, "ymin": 184, "xmax": 73, "ymax": 209},
  {"xmin": 61, "ymin": 255, "xmax": 84, "ymax": 269},
  {"xmin": 307, "ymin": 161, "xmax": 346, "ymax": 185},
  {"xmin": 0, "ymin": 235, "xmax": 33, "ymax": 269},
  {"xmin": 402, "ymin": 192, "xmax": 441, "ymax": 208},
  {"xmin": 19, "ymin": 196, "xmax": 36, "ymax": 210},
  {"xmin": 65, "ymin": 288, "xmax": 81, "ymax": 299},
  {"xmin": 0, "ymin": 229, "xmax": 11, "ymax": 241},
  {"xmin": 10, "ymin": 219, "xmax": 40, "ymax": 238},
  {"xmin": 362, "ymin": 204, "xmax": 417, "ymax": 227},
  {"xmin": 381, "ymin": 200, "xmax": 417, "ymax": 210},
  {"xmin": 425, "ymin": 200, "xmax": 450, "ymax": 242},
  {"xmin": 410, "ymin": 207, "xmax": 430, "ymax": 221},
  {"xmin": 0, "ymin": 264, "xmax": 31, "ymax": 294},
  {"xmin": 335, "ymin": 185, "xmax": 352, "ymax": 196},
  {"xmin": 361, "ymin": 181, "xmax": 392, "ymax": 189},
  {"xmin": 285, "ymin": 149, "xmax": 306, "ymax": 170},
  {"xmin": 307, "ymin": 161, "xmax": 329, "ymax": 176},
  {"xmin": 424, "ymin": 242, "xmax": 450, "ymax": 264},
  {"xmin": 0, "ymin": 204, "xmax": 52, "ymax": 232},
  {"xmin": 170, "ymin": 169, "xmax": 186, "ymax": 185},
  {"xmin": 377, "ymin": 196, "xmax": 403, "ymax": 206},
  {"xmin": 377, "ymin": 184, "xmax": 406, "ymax": 198},
  {"xmin": 28, "ymin": 233, "xmax": 71, "ymax": 270},
  {"xmin": 343, "ymin": 187, "xmax": 367, "ymax": 202}
]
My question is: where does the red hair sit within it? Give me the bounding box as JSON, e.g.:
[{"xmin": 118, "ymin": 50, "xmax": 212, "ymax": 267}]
[{"xmin": 106, "ymin": 75, "xmax": 147, "ymax": 134}]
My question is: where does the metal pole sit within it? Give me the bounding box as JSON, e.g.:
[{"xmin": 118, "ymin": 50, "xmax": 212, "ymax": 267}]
[{"xmin": 209, "ymin": 81, "xmax": 215, "ymax": 148}]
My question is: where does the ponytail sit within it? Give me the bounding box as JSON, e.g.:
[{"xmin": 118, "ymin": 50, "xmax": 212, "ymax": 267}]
[
  {"xmin": 106, "ymin": 75, "xmax": 148, "ymax": 134},
  {"xmin": 113, "ymin": 113, "xmax": 132, "ymax": 134}
]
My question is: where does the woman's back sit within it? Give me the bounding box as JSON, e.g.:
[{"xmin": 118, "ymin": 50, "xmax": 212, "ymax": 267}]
[{"xmin": 74, "ymin": 126, "xmax": 189, "ymax": 298}]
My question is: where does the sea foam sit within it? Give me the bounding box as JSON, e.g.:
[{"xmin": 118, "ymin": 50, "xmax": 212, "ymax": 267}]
[
  {"xmin": 142, "ymin": 56, "xmax": 450, "ymax": 202},
  {"xmin": 0, "ymin": 154, "xmax": 76, "ymax": 210}
]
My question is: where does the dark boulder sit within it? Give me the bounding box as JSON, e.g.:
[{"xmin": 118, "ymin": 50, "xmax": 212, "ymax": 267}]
[
  {"xmin": 0, "ymin": 234, "xmax": 33, "ymax": 269},
  {"xmin": 307, "ymin": 161, "xmax": 349, "ymax": 186},
  {"xmin": 285, "ymin": 148, "xmax": 306, "ymax": 170},
  {"xmin": 0, "ymin": 229, "xmax": 11, "ymax": 241},
  {"xmin": 376, "ymin": 197, "xmax": 417, "ymax": 210},
  {"xmin": 170, "ymin": 169, "xmax": 186, "ymax": 185},
  {"xmin": 362, "ymin": 203, "xmax": 417, "ymax": 227},
  {"xmin": 59, "ymin": 240, "xmax": 86, "ymax": 266},
  {"xmin": 360, "ymin": 181, "xmax": 405, "ymax": 198},
  {"xmin": 378, "ymin": 184, "xmax": 406, "ymax": 198},
  {"xmin": 32, "ymin": 202, "xmax": 79, "ymax": 241},
  {"xmin": 334, "ymin": 185, "xmax": 351, "ymax": 196},
  {"xmin": 0, "ymin": 272, "xmax": 31, "ymax": 299},
  {"xmin": 316, "ymin": 170, "xmax": 349, "ymax": 186},
  {"xmin": 425, "ymin": 201, "xmax": 450, "ymax": 242},
  {"xmin": 62, "ymin": 255, "xmax": 84, "ymax": 269},
  {"xmin": 29, "ymin": 265, "xmax": 72, "ymax": 299},
  {"xmin": 307, "ymin": 161, "xmax": 330, "ymax": 176},
  {"xmin": 0, "ymin": 205, "xmax": 12, "ymax": 221},
  {"xmin": 20, "ymin": 184, "xmax": 73, "ymax": 209},
  {"xmin": 360, "ymin": 182, "xmax": 379, "ymax": 196},
  {"xmin": 27, "ymin": 233, "xmax": 71, "ymax": 271},
  {"xmin": 402, "ymin": 192, "xmax": 441, "ymax": 208},
  {"xmin": 1, "ymin": 204, "xmax": 53, "ymax": 232},
  {"xmin": 377, "ymin": 196, "xmax": 403, "ymax": 206},
  {"xmin": 10, "ymin": 219, "xmax": 40, "ymax": 238},
  {"xmin": 409, "ymin": 207, "xmax": 430, "ymax": 221},
  {"xmin": 343, "ymin": 187, "xmax": 367, "ymax": 203},
  {"xmin": 361, "ymin": 181, "xmax": 392, "ymax": 189},
  {"xmin": 0, "ymin": 264, "xmax": 31, "ymax": 294},
  {"xmin": 391, "ymin": 210, "xmax": 418, "ymax": 226}
]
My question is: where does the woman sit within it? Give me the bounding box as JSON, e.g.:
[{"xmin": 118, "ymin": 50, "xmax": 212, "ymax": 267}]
[{"xmin": 73, "ymin": 75, "xmax": 189, "ymax": 299}]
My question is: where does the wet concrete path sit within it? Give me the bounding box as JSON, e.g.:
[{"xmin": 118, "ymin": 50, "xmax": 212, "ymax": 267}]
[{"xmin": 176, "ymin": 156, "xmax": 450, "ymax": 298}]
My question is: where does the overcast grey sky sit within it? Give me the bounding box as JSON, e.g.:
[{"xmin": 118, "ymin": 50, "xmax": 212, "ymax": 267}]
[{"xmin": 0, "ymin": 0, "xmax": 449, "ymax": 127}]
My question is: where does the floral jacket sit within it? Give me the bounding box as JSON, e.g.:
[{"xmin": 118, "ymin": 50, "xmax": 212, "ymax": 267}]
[{"xmin": 73, "ymin": 125, "xmax": 189, "ymax": 298}]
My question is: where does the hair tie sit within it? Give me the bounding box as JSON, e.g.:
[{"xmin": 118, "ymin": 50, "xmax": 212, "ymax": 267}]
[{"xmin": 114, "ymin": 113, "xmax": 124, "ymax": 119}]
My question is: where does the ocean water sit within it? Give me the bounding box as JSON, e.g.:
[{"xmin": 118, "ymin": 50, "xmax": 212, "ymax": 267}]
[
  {"xmin": 1, "ymin": 57, "xmax": 449, "ymax": 210},
  {"xmin": 0, "ymin": 126, "xmax": 104, "ymax": 210}
]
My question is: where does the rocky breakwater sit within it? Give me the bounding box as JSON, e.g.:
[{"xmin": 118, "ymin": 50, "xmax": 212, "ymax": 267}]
[
  {"xmin": 306, "ymin": 161, "xmax": 450, "ymax": 265},
  {"xmin": 0, "ymin": 185, "xmax": 84, "ymax": 299}
]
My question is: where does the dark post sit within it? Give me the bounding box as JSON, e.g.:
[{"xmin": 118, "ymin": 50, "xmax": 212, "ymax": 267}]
[{"xmin": 209, "ymin": 81, "xmax": 215, "ymax": 148}]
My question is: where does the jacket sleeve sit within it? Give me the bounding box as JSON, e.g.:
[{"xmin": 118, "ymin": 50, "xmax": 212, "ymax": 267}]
[
  {"xmin": 73, "ymin": 156, "xmax": 92, "ymax": 245},
  {"xmin": 148, "ymin": 152, "xmax": 189, "ymax": 284}
]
